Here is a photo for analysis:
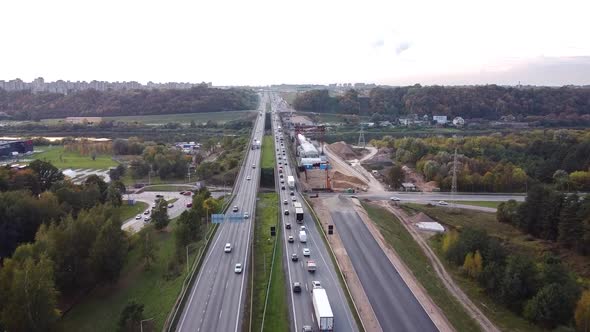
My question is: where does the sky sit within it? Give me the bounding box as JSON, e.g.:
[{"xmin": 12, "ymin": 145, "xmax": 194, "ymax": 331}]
[{"xmin": 1, "ymin": 0, "xmax": 589, "ymax": 86}]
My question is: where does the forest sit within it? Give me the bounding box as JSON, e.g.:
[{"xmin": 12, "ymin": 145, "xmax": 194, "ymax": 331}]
[
  {"xmin": 0, "ymin": 85, "xmax": 259, "ymax": 120},
  {"xmin": 372, "ymin": 129, "xmax": 590, "ymax": 192},
  {"xmin": 292, "ymin": 85, "xmax": 590, "ymax": 122}
]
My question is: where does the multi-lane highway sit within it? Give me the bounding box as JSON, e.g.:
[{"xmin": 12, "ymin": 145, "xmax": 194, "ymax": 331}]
[
  {"xmin": 176, "ymin": 93, "xmax": 267, "ymax": 332},
  {"xmin": 270, "ymin": 94, "xmax": 359, "ymax": 332}
]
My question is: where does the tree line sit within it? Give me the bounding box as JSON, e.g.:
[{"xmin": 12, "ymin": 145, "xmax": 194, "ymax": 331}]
[
  {"xmin": 292, "ymin": 85, "xmax": 590, "ymax": 122},
  {"xmin": 442, "ymin": 227, "xmax": 586, "ymax": 329},
  {"xmin": 0, "ymin": 86, "xmax": 259, "ymax": 120},
  {"xmin": 372, "ymin": 129, "xmax": 590, "ymax": 192}
]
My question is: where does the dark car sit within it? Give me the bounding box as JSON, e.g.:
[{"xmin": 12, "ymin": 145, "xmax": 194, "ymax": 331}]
[
  {"xmin": 292, "ymin": 282, "xmax": 301, "ymax": 293},
  {"xmin": 291, "ymin": 253, "xmax": 299, "ymax": 261},
  {"xmin": 285, "ymin": 223, "xmax": 291, "ymax": 229},
  {"xmin": 290, "ymin": 191, "xmax": 295, "ymax": 196},
  {"xmin": 281, "ymin": 186, "xmax": 285, "ymax": 190}
]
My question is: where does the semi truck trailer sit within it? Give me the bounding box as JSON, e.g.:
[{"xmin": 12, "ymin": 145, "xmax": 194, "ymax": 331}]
[
  {"xmin": 312, "ymin": 287, "xmax": 334, "ymax": 331},
  {"xmin": 287, "ymin": 175, "xmax": 295, "ymax": 189}
]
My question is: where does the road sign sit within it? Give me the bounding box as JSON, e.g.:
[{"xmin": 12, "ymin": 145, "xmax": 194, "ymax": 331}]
[
  {"xmin": 229, "ymin": 213, "xmax": 243, "ymax": 222},
  {"xmin": 212, "ymin": 214, "xmax": 225, "ymax": 224}
]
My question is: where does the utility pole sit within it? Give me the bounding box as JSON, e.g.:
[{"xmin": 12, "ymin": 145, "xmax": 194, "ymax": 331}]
[{"xmin": 451, "ymin": 148, "xmax": 458, "ymax": 205}]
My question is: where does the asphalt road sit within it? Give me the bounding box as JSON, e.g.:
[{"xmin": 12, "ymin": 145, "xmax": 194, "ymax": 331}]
[
  {"xmin": 271, "ymin": 94, "xmax": 358, "ymax": 332},
  {"xmin": 331, "ymin": 196, "xmax": 438, "ymax": 332},
  {"xmin": 176, "ymin": 93, "xmax": 267, "ymax": 332},
  {"xmin": 121, "ymin": 191, "xmax": 194, "ymax": 233}
]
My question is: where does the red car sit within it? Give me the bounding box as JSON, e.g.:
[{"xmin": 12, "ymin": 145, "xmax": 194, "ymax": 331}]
[
  {"xmin": 186, "ymin": 203, "xmax": 193, "ymax": 208},
  {"xmin": 183, "ymin": 192, "xmax": 192, "ymax": 196}
]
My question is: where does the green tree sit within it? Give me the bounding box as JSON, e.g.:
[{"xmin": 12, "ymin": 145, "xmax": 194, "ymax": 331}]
[
  {"xmin": 497, "ymin": 199, "xmax": 519, "ymax": 224},
  {"xmin": 106, "ymin": 184, "xmax": 123, "ymax": 207},
  {"xmin": 524, "ymin": 283, "xmax": 579, "ymax": 328},
  {"xmin": 0, "ymin": 255, "xmax": 59, "ymax": 332},
  {"xmin": 91, "ymin": 218, "xmax": 128, "ymax": 283},
  {"xmin": 387, "ymin": 165, "xmax": 404, "ymax": 189},
  {"xmin": 28, "ymin": 160, "xmax": 64, "ymax": 192},
  {"xmin": 558, "ymin": 193, "xmax": 582, "ymax": 248},
  {"xmin": 117, "ymin": 300, "xmax": 144, "ymax": 332},
  {"xmin": 500, "ymin": 254, "xmax": 538, "ymax": 313},
  {"xmin": 152, "ymin": 199, "xmax": 170, "ymax": 231}
]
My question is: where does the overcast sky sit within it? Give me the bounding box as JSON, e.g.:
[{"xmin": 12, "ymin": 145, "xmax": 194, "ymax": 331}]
[{"xmin": 1, "ymin": 0, "xmax": 589, "ymax": 86}]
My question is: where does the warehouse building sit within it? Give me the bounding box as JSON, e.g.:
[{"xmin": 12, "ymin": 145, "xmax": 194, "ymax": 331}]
[{"xmin": 0, "ymin": 140, "xmax": 34, "ymax": 158}]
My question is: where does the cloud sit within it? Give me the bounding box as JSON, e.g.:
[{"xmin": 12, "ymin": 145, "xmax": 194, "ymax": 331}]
[
  {"xmin": 372, "ymin": 39, "xmax": 385, "ymax": 48},
  {"xmin": 395, "ymin": 41, "xmax": 411, "ymax": 55}
]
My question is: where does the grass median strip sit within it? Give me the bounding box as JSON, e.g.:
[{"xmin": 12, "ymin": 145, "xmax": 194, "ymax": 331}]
[
  {"xmin": 362, "ymin": 202, "xmax": 481, "ymax": 332},
  {"xmin": 261, "ymin": 136, "xmax": 275, "ymax": 169},
  {"xmin": 251, "ymin": 193, "xmax": 288, "ymax": 332}
]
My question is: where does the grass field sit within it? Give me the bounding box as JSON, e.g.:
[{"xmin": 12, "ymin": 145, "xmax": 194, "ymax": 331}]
[
  {"xmin": 141, "ymin": 185, "xmax": 194, "ymax": 192},
  {"xmin": 362, "ymin": 202, "xmax": 481, "ymax": 332},
  {"xmin": 250, "ymin": 193, "xmax": 288, "ymax": 332},
  {"xmin": 33, "ymin": 145, "xmax": 117, "ymax": 169},
  {"xmin": 448, "ymin": 201, "xmax": 501, "ymax": 208},
  {"xmin": 261, "ymin": 136, "xmax": 275, "ymax": 169},
  {"xmin": 118, "ymin": 201, "xmax": 149, "ymax": 221},
  {"xmin": 41, "ymin": 111, "xmax": 256, "ymax": 125},
  {"xmin": 59, "ymin": 219, "xmax": 209, "ymax": 331}
]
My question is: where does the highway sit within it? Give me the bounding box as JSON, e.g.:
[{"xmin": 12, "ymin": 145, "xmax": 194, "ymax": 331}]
[
  {"xmin": 331, "ymin": 195, "xmax": 438, "ymax": 331},
  {"xmin": 271, "ymin": 94, "xmax": 358, "ymax": 332},
  {"xmin": 176, "ymin": 93, "xmax": 267, "ymax": 332}
]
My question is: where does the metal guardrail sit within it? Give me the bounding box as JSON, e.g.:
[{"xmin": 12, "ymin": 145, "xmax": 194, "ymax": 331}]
[{"xmin": 163, "ymin": 102, "xmax": 265, "ymax": 332}]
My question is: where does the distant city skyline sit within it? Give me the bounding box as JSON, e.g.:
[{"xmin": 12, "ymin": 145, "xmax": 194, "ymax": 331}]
[{"xmin": 1, "ymin": 0, "xmax": 589, "ymax": 86}]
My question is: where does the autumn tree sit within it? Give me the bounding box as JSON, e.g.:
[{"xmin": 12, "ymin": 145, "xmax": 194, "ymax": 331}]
[
  {"xmin": 463, "ymin": 250, "xmax": 483, "ymax": 279},
  {"xmin": 576, "ymin": 291, "xmax": 590, "ymax": 332},
  {"xmin": 387, "ymin": 165, "xmax": 404, "ymax": 189}
]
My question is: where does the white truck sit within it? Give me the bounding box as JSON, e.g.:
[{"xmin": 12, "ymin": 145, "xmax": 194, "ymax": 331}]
[
  {"xmin": 312, "ymin": 287, "xmax": 334, "ymax": 332},
  {"xmin": 287, "ymin": 175, "xmax": 295, "ymax": 189},
  {"xmin": 299, "ymin": 230, "xmax": 307, "ymax": 243},
  {"xmin": 307, "ymin": 260, "xmax": 317, "ymax": 273}
]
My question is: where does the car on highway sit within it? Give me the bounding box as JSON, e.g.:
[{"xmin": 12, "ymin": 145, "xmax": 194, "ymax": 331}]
[
  {"xmin": 168, "ymin": 204, "xmax": 174, "ymax": 208},
  {"xmin": 300, "ymin": 225, "xmax": 306, "ymax": 231},
  {"xmin": 252, "ymin": 163, "xmax": 256, "ymax": 168},
  {"xmin": 283, "ymin": 199, "xmax": 288, "ymax": 205},
  {"xmin": 281, "ymin": 186, "xmax": 285, "ymax": 190},
  {"xmin": 135, "ymin": 214, "xmax": 142, "ymax": 220},
  {"xmin": 280, "ymin": 174, "xmax": 283, "ymax": 178},
  {"xmin": 301, "ymin": 326, "xmax": 313, "ymax": 332},
  {"xmin": 291, "ymin": 253, "xmax": 299, "ymax": 261},
  {"xmin": 155, "ymin": 194, "xmax": 163, "ymax": 198},
  {"xmin": 438, "ymin": 200, "xmax": 449, "ymax": 206},
  {"xmin": 186, "ymin": 202, "xmax": 192, "ymax": 208},
  {"xmin": 233, "ymin": 206, "xmax": 239, "ymax": 212},
  {"xmin": 288, "ymin": 235, "xmax": 294, "ymax": 243},
  {"xmin": 277, "ymin": 156, "xmax": 281, "ymax": 160},
  {"xmin": 303, "ymin": 248, "xmax": 311, "ymax": 256},
  {"xmin": 183, "ymin": 191, "xmax": 192, "ymax": 196},
  {"xmin": 234, "ymin": 263, "xmax": 242, "ymax": 274},
  {"xmin": 390, "ymin": 196, "xmax": 401, "ymax": 201},
  {"xmin": 246, "ymin": 175, "xmax": 251, "ymax": 181},
  {"xmin": 143, "ymin": 216, "xmax": 151, "ymax": 223},
  {"xmin": 285, "ymin": 222, "xmax": 291, "ymax": 229},
  {"xmin": 284, "ymin": 209, "xmax": 289, "ymax": 215},
  {"xmin": 312, "ymin": 280, "xmax": 321, "ymax": 288},
  {"xmin": 290, "ymin": 191, "xmax": 295, "ymax": 196},
  {"xmin": 143, "ymin": 210, "xmax": 150, "ymax": 215},
  {"xmin": 224, "ymin": 243, "xmax": 232, "ymax": 253},
  {"xmin": 280, "ymin": 179, "xmax": 285, "ymax": 183},
  {"xmin": 292, "ymin": 282, "xmax": 302, "ymax": 293},
  {"xmin": 291, "ymin": 196, "xmax": 297, "ymax": 201},
  {"xmin": 244, "ymin": 212, "xmax": 249, "ymax": 219}
]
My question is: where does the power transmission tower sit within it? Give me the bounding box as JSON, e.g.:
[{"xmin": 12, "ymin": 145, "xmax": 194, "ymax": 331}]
[{"xmin": 357, "ymin": 124, "xmax": 366, "ymax": 148}]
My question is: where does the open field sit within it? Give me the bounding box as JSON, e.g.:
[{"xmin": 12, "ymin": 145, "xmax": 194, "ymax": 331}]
[
  {"xmin": 448, "ymin": 201, "xmax": 502, "ymax": 208},
  {"xmin": 118, "ymin": 201, "xmax": 149, "ymax": 221},
  {"xmin": 140, "ymin": 185, "xmax": 194, "ymax": 192},
  {"xmin": 261, "ymin": 136, "xmax": 275, "ymax": 169},
  {"xmin": 362, "ymin": 202, "xmax": 481, "ymax": 332},
  {"xmin": 32, "ymin": 145, "xmax": 117, "ymax": 169},
  {"xmin": 40, "ymin": 111, "xmax": 256, "ymax": 125},
  {"xmin": 59, "ymin": 219, "xmax": 209, "ymax": 331},
  {"xmin": 250, "ymin": 193, "xmax": 288, "ymax": 332}
]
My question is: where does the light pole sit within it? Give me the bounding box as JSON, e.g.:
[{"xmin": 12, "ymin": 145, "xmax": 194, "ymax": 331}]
[
  {"xmin": 140, "ymin": 317, "xmax": 154, "ymax": 332},
  {"xmin": 185, "ymin": 242, "xmax": 200, "ymax": 274}
]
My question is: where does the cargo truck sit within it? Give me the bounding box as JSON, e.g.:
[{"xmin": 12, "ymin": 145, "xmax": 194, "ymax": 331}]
[
  {"xmin": 287, "ymin": 175, "xmax": 295, "ymax": 189},
  {"xmin": 295, "ymin": 208, "xmax": 304, "ymax": 223},
  {"xmin": 299, "ymin": 230, "xmax": 307, "ymax": 243},
  {"xmin": 312, "ymin": 288, "xmax": 334, "ymax": 331},
  {"xmin": 307, "ymin": 260, "xmax": 317, "ymax": 273}
]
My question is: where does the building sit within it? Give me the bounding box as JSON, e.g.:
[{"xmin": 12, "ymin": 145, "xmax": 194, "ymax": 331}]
[
  {"xmin": 433, "ymin": 116, "xmax": 448, "ymax": 125},
  {"xmin": 0, "ymin": 140, "xmax": 34, "ymax": 158},
  {"xmin": 452, "ymin": 117, "xmax": 465, "ymax": 127},
  {"xmin": 401, "ymin": 182, "xmax": 417, "ymax": 191},
  {"xmin": 65, "ymin": 117, "xmax": 102, "ymax": 124}
]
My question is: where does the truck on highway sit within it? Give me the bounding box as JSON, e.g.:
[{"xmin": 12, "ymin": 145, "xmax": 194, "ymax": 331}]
[
  {"xmin": 299, "ymin": 230, "xmax": 307, "ymax": 243},
  {"xmin": 287, "ymin": 175, "xmax": 295, "ymax": 189},
  {"xmin": 252, "ymin": 139, "xmax": 261, "ymax": 150},
  {"xmin": 312, "ymin": 287, "xmax": 334, "ymax": 332},
  {"xmin": 295, "ymin": 207, "xmax": 304, "ymax": 223},
  {"xmin": 307, "ymin": 260, "xmax": 317, "ymax": 273}
]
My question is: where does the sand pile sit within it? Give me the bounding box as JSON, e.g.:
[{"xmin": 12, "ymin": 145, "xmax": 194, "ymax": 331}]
[
  {"xmin": 329, "ymin": 141, "xmax": 360, "ymax": 160},
  {"xmin": 331, "ymin": 171, "xmax": 367, "ymax": 190}
]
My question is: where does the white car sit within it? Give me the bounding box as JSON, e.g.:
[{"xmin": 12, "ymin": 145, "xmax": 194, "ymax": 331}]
[
  {"xmin": 244, "ymin": 212, "xmax": 249, "ymax": 219},
  {"xmin": 143, "ymin": 216, "xmax": 151, "ymax": 223},
  {"xmin": 302, "ymin": 248, "xmax": 311, "ymax": 257},
  {"xmin": 234, "ymin": 263, "xmax": 243, "ymax": 274},
  {"xmin": 224, "ymin": 243, "xmax": 232, "ymax": 253},
  {"xmin": 252, "ymin": 163, "xmax": 256, "ymax": 168},
  {"xmin": 312, "ymin": 280, "xmax": 321, "ymax": 288},
  {"xmin": 390, "ymin": 196, "xmax": 401, "ymax": 201},
  {"xmin": 135, "ymin": 214, "xmax": 142, "ymax": 220},
  {"xmin": 246, "ymin": 175, "xmax": 251, "ymax": 181},
  {"xmin": 291, "ymin": 196, "xmax": 297, "ymax": 201},
  {"xmin": 283, "ymin": 200, "xmax": 288, "ymax": 205},
  {"xmin": 168, "ymin": 204, "xmax": 174, "ymax": 208},
  {"xmin": 300, "ymin": 225, "xmax": 306, "ymax": 231},
  {"xmin": 438, "ymin": 201, "xmax": 449, "ymax": 206}
]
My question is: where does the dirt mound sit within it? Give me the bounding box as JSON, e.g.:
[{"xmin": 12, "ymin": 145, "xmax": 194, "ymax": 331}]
[
  {"xmin": 329, "ymin": 141, "xmax": 360, "ymax": 160},
  {"xmin": 331, "ymin": 171, "xmax": 367, "ymax": 190},
  {"xmin": 411, "ymin": 212, "xmax": 437, "ymax": 224}
]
